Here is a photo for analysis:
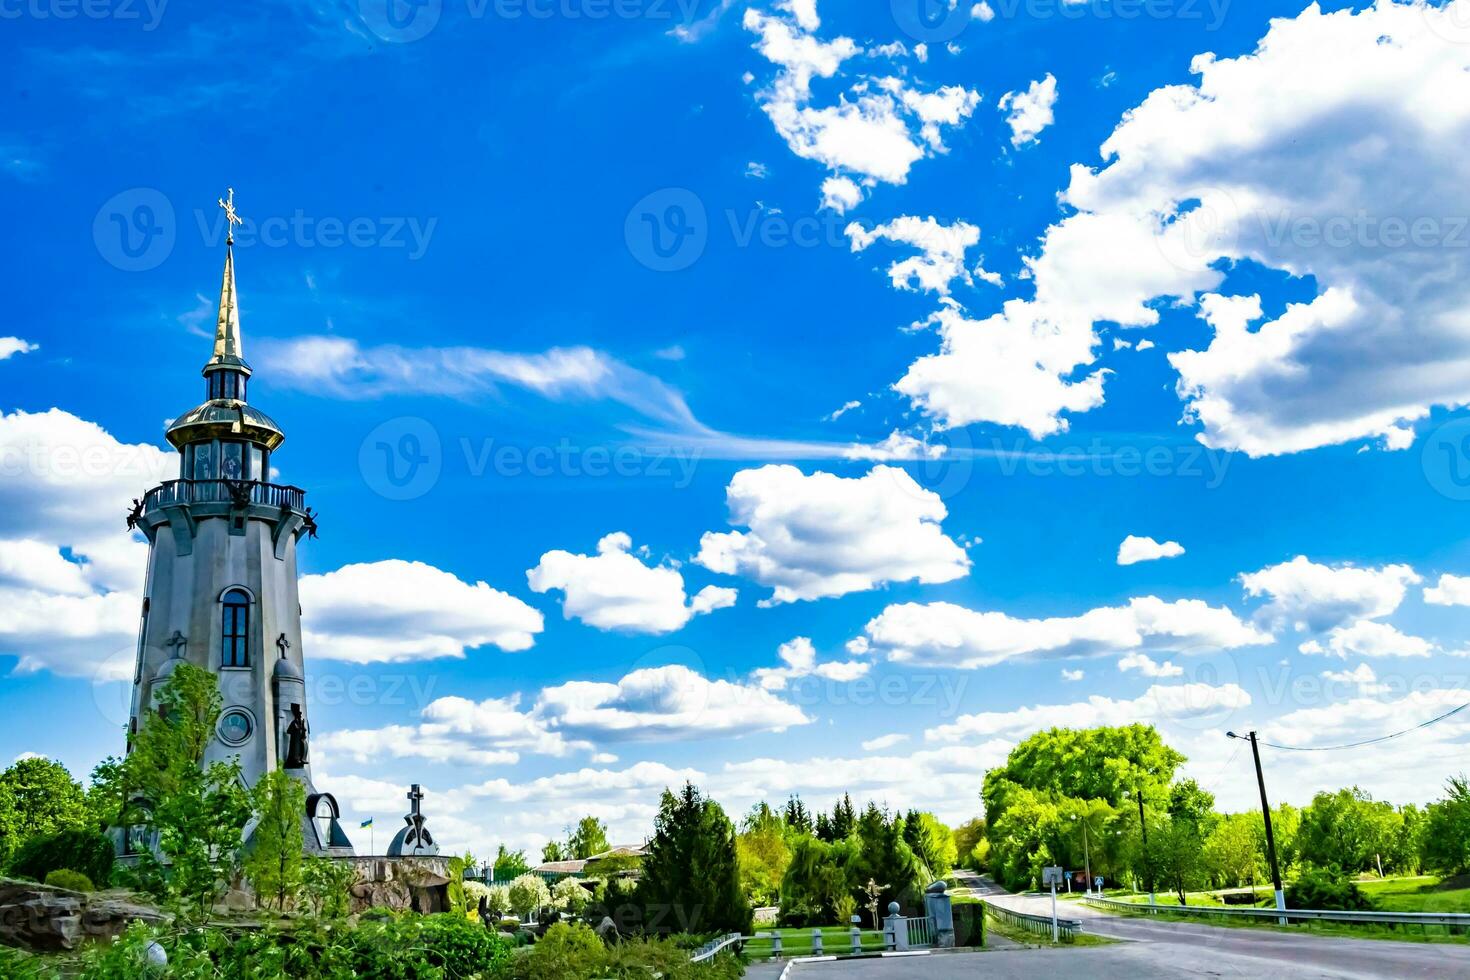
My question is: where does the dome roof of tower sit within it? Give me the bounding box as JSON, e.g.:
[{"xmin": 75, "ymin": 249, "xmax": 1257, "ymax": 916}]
[
  {"xmin": 152, "ymin": 656, "xmax": 184, "ymax": 684},
  {"xmin": 166, "ymin": 400, "xmax": 285, "ymax": 451},
  {"xmin": 273, "ymin": 656, "xmax": 304, "ymax": 682}
]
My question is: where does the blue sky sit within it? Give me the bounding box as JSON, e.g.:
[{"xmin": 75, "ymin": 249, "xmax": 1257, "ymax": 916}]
[{"xmin": 5, "ymin": 0, "xmax": 1470, "ymax": 854}]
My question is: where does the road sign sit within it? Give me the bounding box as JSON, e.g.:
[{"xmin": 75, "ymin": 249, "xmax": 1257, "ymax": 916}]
[{"xmin": 1042, "ymin": 866, "xmax": 1063, "ymax": 941}]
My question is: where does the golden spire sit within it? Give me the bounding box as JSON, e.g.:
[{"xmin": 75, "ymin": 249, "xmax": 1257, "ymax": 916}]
[{"xmin": 209, "ymin": 188, "xmax": 248, "ymax": 371}]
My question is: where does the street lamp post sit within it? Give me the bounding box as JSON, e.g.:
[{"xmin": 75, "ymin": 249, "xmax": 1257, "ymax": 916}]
[{"xmin": 1227, "ymin": 730, "xmax": 1287, "ymax": 924}]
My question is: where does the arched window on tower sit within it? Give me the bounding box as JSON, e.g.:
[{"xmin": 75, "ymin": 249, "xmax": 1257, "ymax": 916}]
[{"xmin": 221, "ymin": 588, "xmax": 251, "ymax": 667}]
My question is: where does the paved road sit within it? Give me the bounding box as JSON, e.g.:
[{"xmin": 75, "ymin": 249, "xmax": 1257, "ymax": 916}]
[{"xmin": 953, "ymin": 870, "xmax": 1470, "ymax": 979}]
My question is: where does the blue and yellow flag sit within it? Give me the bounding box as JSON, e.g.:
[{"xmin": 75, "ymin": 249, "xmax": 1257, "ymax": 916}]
[{"xmin": 360, "ymin": 818, "xmax": 374, "ymax": 829}]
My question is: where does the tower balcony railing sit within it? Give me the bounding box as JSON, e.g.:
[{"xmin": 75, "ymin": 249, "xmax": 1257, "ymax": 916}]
[{"xmin": 142, "ymin": 479, "xmax": 307, "ymax": 515}]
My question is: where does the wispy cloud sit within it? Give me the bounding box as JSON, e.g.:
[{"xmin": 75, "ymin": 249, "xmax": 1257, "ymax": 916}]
[{"xmin": 257, "ymin": 333, "xmax": 958, "ymax": 462}]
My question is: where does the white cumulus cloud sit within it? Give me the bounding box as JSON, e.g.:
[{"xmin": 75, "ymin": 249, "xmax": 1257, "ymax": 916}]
[
  {"xmin": 846, "ymin": 216, "xmax": 998, "ymax": 295},
  {"xmin": 864, "ymin": 595, "xmax": 1270, "ymax": 669},
  {"xmin": 696, "ymin": 464, "xmax": 969, "ymax": 603},
  {"xmin": 929, "ymin": 681, "xmax": 1252, "ymax": 741},
  {"xmin": 1299, "ymin": 620, "xmax": 1435, "ymax": 659},
  {"xmin": 536, "ymin": 664, "xmax": 810, "ymax": 741},
  {"xmin": 1425, "ymin": 574, "xmax": 1470, "ymax": 607},
  {"xmin": 528, "ymin": 532, "xmax": 736, "ymax": 634},
  {"xmin": 301, "ymin": 559, "xmax": 543, "ymax": 663},
  {"xmin": 998, "ymin": 73, "xmax": 1057, "ymax": 146},
  {"xmin": 753, "ymin": 636, "xmax": 871, "ymax": 691},
  {"xmin": 1118, "ymin": 534, "xmax": 1185, "ymax": 566},
  {"xmin": 743, "ymin": 1, "xmax": 979, "ymax": 195},
  {"xmin": 0, "ymin": 337, "xmax": 38, "ymax": 360},
  {"xmin": 0, "ymin": 409, "xmax": 174, "ymax": 679},
  {"xmin": 898, "ymin": 2, "xmax": 1470, "ymax": 453},
  {"xmin": 1118, "ymin": 652, "xmax": 1184, "ymax": 678},
  {"xmin": 1240, "ymin": 556, "xmax": 1420, "ymax": 633}
]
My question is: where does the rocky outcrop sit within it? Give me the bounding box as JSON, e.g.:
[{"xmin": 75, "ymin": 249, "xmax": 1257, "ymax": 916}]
[
  {"xmin": 0, "ymin": 879, "xmax": 169, "ymax": 952},
  {"xmin": 344, "ymin": 856, "xmax": 450, "ymax": 914}
]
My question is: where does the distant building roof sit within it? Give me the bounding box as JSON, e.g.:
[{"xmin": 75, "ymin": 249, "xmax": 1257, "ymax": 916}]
[{"xmin": 532, "ymin": 859, "xmax": 588, "ymax": 875}]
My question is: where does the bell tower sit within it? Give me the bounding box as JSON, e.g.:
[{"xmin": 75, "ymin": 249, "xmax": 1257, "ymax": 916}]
[{"xmin": 126, "ymin": 189, "xmax": 352, "ymax": 856}]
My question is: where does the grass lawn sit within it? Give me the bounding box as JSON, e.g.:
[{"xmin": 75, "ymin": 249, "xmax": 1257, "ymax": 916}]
[
  {"xmin": 1091, "ymin": 877, "xmax": 1470, "ymax": 944},
  {"xmin": 1109, "ymin": 890, "xmax": 1249, "ymax": 908},
  {"xmin": 1359, "ymin": 875, "xmax": 1470, "ymax": 913},
  {"xmin": 1103, "ymin": 876, "xmax": 1470, "ymax": 914},
  {"xmin": 743, "ymin": 926, "xmax": 887, "ymax": 959},
  {"xmin": 983, "ymin": 908, "xmax": 1113, "ymax": 947}
]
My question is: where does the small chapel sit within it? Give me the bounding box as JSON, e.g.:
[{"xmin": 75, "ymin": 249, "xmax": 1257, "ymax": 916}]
[{"xmin": 118, "ymin": 190, "xmax": 353, "ymax": 860}]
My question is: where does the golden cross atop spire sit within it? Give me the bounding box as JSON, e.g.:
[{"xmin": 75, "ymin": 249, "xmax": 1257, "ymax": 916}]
[{"xmin": 217, "ymin": 187, "xmax": 243, "ymax": 244}]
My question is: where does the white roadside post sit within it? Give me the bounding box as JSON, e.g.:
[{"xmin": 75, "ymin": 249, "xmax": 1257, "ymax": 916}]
[{"xmin": 1043, "ymin": 866, "xmax": 1063, "ymax": 943}]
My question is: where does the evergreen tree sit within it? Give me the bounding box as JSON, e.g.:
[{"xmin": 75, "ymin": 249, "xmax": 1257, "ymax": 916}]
[
  {"xmin": 852, "ymin": 803, "xmax": 924, "ymax": 913},
  {"xmin": 244, "ymin": 769, "xmax": 306, "ymax": 910},
  {"xmin": 815, "ymin": 812, "xmax": 834, "ymax": 842},
  {"xmin": 901, "ymin": 809, "xmax": 922, "ymax": 854},
  {"xmin": 902, "ymin": 810, "xmax": 957, "ymax": 881},
  {"xmin": 638, "ymin": 782, "xmax": 751, "ymax": 934},
  {"xmin": 831, "ymin": 794, "xmax": 857, "ymax": 840},
  {"xmin": 783, "ymin": 795, "xmax": 812, "ymax": 835}
]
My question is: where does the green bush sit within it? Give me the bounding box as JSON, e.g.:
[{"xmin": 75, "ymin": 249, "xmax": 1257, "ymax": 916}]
[
  {"xmin": 43, "ymin": 869, "xmax": 95, "ymax": 892},
  {"xmin": 74, "ymin": 917, "xmax": 748, "ymax": 980},
  {"xmin": 8, "ymin": 828, "xmax": 114, "ymax": 886},
  {"xmin": 500, "ymin": 922, "xmax": 604, "ymax": 979},
  {"xmin": 413, "ymin": 914, "xmax": 513, "ymax": 976},
  {"xmin": 498, "ymin": 922, "xmax": 742, "ymax": 980},
  {"xmin": 1285, "ymin": 866, "xmax": 1375, "ymax": 911},
  {"xmin": 0, "ymin": 946, "xmax": 49, "ymax": 980},
  {"xmin": 79, "ymin": 915, "xmax": 514, "ymax": 979}
]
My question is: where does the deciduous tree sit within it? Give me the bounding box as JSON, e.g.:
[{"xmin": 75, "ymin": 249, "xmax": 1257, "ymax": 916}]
[
  {"xmin": 567, "ymin": 815, "xmax": 610, "ymax": 860},
  {"xmin": 244, "ymin": 769, "xmax": 305, "ymax": 910},
  {"xmin": 0, "ymin": 757, "xmax": 89, "ymax": 866}
]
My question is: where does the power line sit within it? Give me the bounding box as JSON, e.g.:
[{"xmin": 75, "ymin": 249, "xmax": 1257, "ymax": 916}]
[
  {"xmin": 1196, "ymin": 740, "xmax": 1244, "ymax": 797},
  {"xmin": 1258, "ymin": 701, "xmax": 1470, "ymax": 752}
]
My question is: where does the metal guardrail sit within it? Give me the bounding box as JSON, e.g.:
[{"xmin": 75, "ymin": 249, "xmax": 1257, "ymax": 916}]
[
  {"xmin": 985, "ymin": 899, "xmax": 1082, "ymax": 940},
  {"xmin": 689, "ymin": 932, "xmax": 743, "ymax": 963},
  {"xmin": 1083, "ymin": 895, "xmax": 1470, "ymax": 930}
]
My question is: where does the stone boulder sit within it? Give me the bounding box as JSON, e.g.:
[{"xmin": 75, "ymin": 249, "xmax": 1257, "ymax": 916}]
[{"xmin": 0, "ymin": 878, "xmax": 169, "ymax": 952}]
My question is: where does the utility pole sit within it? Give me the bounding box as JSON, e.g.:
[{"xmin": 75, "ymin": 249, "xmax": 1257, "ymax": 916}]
[
  {"xmin": 1136, "ymin": 788, "xmax": 1155, "ymax": 907},
  {"xmin": 1228, "ymin": 730, "xmax": 1286, "ymax": 924},
  {"xmin": 1081, "ymin": 817, "xmax": 1093, "ymax": 896}
]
